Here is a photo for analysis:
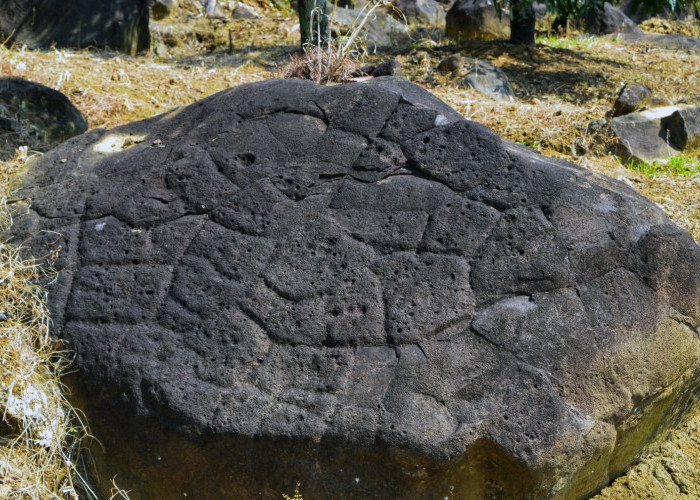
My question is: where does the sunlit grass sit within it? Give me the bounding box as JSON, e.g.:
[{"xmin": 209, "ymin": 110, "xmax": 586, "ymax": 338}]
[{"xmin": 628, "ymin": 153, "xmax": 700, "ymax": 177}]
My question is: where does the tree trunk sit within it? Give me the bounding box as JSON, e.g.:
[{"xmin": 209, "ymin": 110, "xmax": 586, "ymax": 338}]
[
  {"xmin": 510, "ymin": 0, "xmax": 536, "ymax": 45},
  {"xmin": 298, "ymin": 0, "xmax": 329, "ymax": 50}
]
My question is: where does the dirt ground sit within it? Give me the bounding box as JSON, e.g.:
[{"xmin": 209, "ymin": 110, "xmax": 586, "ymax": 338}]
[{"xmin": 0, "ymin": 3, "xmax": 698, "ymax": 498}]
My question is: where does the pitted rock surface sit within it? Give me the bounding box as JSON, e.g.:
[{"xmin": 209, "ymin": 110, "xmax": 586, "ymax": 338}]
[{"xmin": 10, "ymin": 77, "xmax": 700, "ymax": 499}]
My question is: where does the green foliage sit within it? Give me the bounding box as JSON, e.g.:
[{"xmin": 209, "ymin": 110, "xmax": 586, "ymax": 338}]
[
  {"xmin": 543, "ymin": 0, "xmax": 604, "ymax": 21},
  {"xmin": 495, "ymin": 0, "xmax": 695, "ymax": 44},
  {"xmin": 628, "ymin": 154, "xmax": 700, "ymax": 176},
  {"xmin": 626, "ymin": 0, "xmax": 689, "ymax": 16}
]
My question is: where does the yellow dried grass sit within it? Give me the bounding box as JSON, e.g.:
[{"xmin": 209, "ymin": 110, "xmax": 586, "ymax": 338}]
[{"xmin": 0, "ymin": 150, "xmax": 127, "ymax": 499}]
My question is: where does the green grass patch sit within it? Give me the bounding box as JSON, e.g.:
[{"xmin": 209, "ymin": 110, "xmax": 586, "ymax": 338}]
[
  {"xmin": 628, "ymin": 154, "xmax": 700, "ymax": 176},
  {"xmin": 536, "ymin": 34, "xmax": 596, "ymax": 50}
]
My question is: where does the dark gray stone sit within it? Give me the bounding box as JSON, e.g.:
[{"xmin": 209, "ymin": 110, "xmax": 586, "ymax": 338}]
[
  {"xmin": 362, "ymin": 59, "xmax": 402, "ymax": 77},
  {"xmin": 10, "ymin": 77, "xmax": 700, "ymax": 500},
  {"xmin": 0, "ymin": 0, "xmax": 150, "ymax": 55},
  {"xmin": 0, "ymin": 78, "xmax": 88, "ymax": 153},
  {"xmin": 437, "ymin": 54, "xmax": 463, "ymax": 73},
  {"xmin": 445, "ymin": 0, "xmax": 510, "ymax": 41},
  {"xmin": 612, "ymin": 84, "xmax": 652, "ymax": 117},
  {"xmin": 610, "ymin": 106, "xmax": 679, "ymax": 163},
  {"xmin": 231, "ymin": 1, "xmax": 259, "ymax": 18},
  {"xmin": 585, "ymin": 2, "xmax": 640, "ymax": 35},
  {"xmin": 459, "ymin": 58, "xmax": 514, "ymax": 99},
  {"xmin": 661, "ymin": 106, "xmax": 700, "ymax": 150},
  {"xmin": 611, "ymin": 104, "xmax": 700, "ymax": 163}
]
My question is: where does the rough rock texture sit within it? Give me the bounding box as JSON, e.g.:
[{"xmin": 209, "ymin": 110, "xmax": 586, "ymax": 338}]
[
  {"xmin": 585, "ymin": 2, "xmax": 641, "ymax": 35},
  {"xmin": 661, "ymin": 106, "xmax": 700, "ymax": 150},
  {"xmin": 445, "ymin": 0, "xmax": 510, "ymax": 41},
  {"xmin": 10, "ymin": 78, "xmax": 700, "ymax": 500},
  {"xmin": 459, "ymin": 58, "xmax": 514, "ymax": 99},
  {"xmin": 612, "ymin": 84, "xmax": 652, "ymax": 117},
  {"xmin": 0, "ymin": 78, "xmax": 88, "ymax": 153},
  {"xmin": 611, "ymin": 104, "xmax": 697, "ymax": 163}
]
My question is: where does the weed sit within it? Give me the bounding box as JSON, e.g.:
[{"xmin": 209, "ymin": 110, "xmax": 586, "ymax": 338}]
[
  {"xmin": 535, "ymin": 33, "xmax": 596, "ymax": 49},
  {"xmin": 283, "ymin": 482, "xmax": 304, "ymax": 500},
  {"xmin": 628, "ymin": 154, "xmax": 700, "ymax": 176}
]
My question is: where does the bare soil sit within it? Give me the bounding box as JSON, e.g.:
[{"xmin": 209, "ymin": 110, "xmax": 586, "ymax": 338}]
[{"xmin": 0, "ymin": 4, "xmax": 698, "ymax": 498}]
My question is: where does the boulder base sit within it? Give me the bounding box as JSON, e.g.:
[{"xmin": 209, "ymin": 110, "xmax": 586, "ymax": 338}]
[
  {"xmin": 10, "ymin": 78, "xmax": 700, "ymax": 500},
  {"xmin": 0, "ymin": 0, "xmax": 150, "ymax": 54}
]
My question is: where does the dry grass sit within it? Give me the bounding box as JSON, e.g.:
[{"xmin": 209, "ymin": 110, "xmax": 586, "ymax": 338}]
[
  {"xmin": 0, "ymin": 150, "xmax": 101, "ymax": 499},
  {"xmin": 281, "ymin": 48, "xmax": 363, "ymax": 83}
]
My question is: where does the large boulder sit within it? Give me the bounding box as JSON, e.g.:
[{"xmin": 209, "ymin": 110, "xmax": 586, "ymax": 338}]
[
  {"xmin": 446, "ymin": 0, "xmax": 510, "ymax": 41},
  {"xmin": 585, "ymin": 2, "xmax": 640, "ymax": 35},
  {"xmin": 9, "ymin": 78, "xmax": 700, "ymax": 500},
  {"xmin": 0, "ymin": 78, "xmax": 88, "ymax": 157},
  {"xmin": 0, "ymin": 0, "xmax": 150, "ymax": 55}
]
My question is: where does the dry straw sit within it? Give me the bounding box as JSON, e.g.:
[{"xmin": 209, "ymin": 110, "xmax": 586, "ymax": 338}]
[{"xmin": 0, "ymin": 149, "xmax": 130, "ymax": 499}]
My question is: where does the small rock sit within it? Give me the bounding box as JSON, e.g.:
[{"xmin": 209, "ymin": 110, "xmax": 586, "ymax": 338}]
[
  {"xmin": 460, "ymin": 58, "xmax": 514, "ymax": 99},
  {"xmin": 437, "ymin": 54, "xmax": 463, "ymax": 73},
  {"xmin": 612, "ymin": 84, "xmax": 652, "ymax": 117},
  {"xmin": 586, "ymin": 118, "xmax": 607, "ymax": 134},
  {"xmin": 231, "ymin": 1, "xmax": 259, "ymax": 18},
  {"xmin": 661, "ymin": 106, "xmax": 700, "ymax": 150},
  {"xmin": 361, "ymin": 59, "xmax": 402, "ymax": 77}
]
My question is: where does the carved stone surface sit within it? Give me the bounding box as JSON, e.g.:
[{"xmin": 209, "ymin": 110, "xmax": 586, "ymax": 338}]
[{"xmin": 10, "ymin": 77, "xmax": 700, "ymax": 499}]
